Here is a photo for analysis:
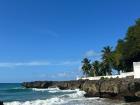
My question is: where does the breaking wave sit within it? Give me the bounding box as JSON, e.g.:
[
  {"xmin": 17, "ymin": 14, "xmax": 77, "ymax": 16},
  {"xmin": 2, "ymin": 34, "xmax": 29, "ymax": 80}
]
[
  {"xmin": 32, "ymin": 88, "xmax": 60, "ymax": 92},
  {"xmin": 4, "ymin": 88, "xmax": 86, "ymax": 105},
  {"xmin": 4, "ymin": 97, "xmax": 65, "ymax": 105},
  {"xmin": 32, "ymin": 88, "xmax": 83, "ymax": 94}
]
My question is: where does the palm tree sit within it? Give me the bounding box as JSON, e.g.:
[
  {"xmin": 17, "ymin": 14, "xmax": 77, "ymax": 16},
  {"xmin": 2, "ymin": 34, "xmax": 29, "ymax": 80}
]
[
  {"xmin": 100, "ymin": 62, "xmax": 107, "ymax": 76},
  {"xmin": 101, "ymin": 46, "xmax": 113, "ymax": 75},
  {"xmin": 91, "ymin": 60, "xmax": 101, "ymax": 76},
  {"xmin": 81, "ymin": 58, "xmax": 91, "ymax": 77}
]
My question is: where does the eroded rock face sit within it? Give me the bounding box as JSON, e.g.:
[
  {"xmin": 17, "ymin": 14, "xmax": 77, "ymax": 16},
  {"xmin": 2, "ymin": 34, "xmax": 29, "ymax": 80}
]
[
  {"xmin": 22, "ymin": 81, "xmax": 53, "ymax": 88},
  {"xmin": 22, "ymin": 80, "xmax": 85, "ymax": 90},
  {"xmin": 134, "ymin": 80, "xmax": 140, "ymax": 97},
  {"xmin": 81, "ymin": 80, "xmax": 99, "ymax": 97},
  {"xmin": 22, "ymin": 76, "xmax": 140, "ymax": 102}
]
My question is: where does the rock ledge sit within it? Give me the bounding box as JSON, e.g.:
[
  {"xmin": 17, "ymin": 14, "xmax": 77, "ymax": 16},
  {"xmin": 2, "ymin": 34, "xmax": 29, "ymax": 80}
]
[{"xmin": 22, "ymin": 76, "xmax": 140, "ymax": 102}]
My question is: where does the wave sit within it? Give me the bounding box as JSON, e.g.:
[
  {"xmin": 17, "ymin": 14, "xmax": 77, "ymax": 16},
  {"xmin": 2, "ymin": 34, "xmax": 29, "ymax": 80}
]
[
  {"xmin": 4, "ymin": 97, "xmax": 65, "ymax": 105},
  {"xmin": 48, "ymin": 89, "xmax": 78, "ymax": 93},
  {"xmin": 4, "ymin": 89, "xmax": 86, "ymax": 105},
  {"xmin": 3, "ymin": 87, "xmax": 29, "ymax": 93},
  {"xmin": 32, "ymin": 87, "xmax": 84, "ymax": 94},
  {"xmin": 63, "ymin": 89, "xmax": 86, "ymax": 98},
  {"xmin": 32, "ymin": 87, "xmax": 60, "ymax": 92},
  {"xmin": 3, "ymin": 88, "xmax": 128, "ymax": 105}
]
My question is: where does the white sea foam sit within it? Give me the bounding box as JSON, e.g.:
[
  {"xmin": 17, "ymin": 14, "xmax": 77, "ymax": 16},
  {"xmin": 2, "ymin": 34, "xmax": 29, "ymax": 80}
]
[
  {"xmin": 4, "ymin": 89, "xmax": 86, "ymax": 105},
  {"xmin": 48, "ymin": 89, "xmax": 79, "ymax": 93},
  {"xmin": 32, "ymin": 87, "xmax": 82, "ymax": 93},
  {"xmin": 64, "ymin": 89, "xmax": 86, "ymax": 98},
  {"xmin": 4, "ymin": 97, "xmax": 65, "ymax": 105},
  {"xmin": 33, "ymin": 88, "xmax": 86, "ymax": 98},
  {"xmin": 32, "ymin": 87, "xmax": 60, "ymax": 92}
]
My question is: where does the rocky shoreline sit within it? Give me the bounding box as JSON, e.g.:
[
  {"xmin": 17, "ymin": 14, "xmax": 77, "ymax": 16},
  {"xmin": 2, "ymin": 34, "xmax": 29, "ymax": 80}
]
[{"xmin": 22, "ymin": 76, "xmax": 140, "ymax": 102}]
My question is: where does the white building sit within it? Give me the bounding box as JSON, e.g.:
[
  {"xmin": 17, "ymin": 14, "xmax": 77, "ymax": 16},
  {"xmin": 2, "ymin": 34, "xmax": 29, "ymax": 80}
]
[
  {"xmin": 77, "ymin": 62, "xmax": 140, "ymax": 80},
  {"xmin": 133, "ymin": 62, "xmax": 140, "ymax": 79}
]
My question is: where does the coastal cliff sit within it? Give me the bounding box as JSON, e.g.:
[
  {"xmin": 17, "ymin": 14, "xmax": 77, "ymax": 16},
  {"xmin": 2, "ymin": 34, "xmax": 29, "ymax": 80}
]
[{"xmin": 22, "ymin": 76, "xmax": 140, "ymax": 102}]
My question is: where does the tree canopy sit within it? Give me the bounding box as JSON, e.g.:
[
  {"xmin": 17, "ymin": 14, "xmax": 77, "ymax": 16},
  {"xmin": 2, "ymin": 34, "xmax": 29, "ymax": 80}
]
[
  {"xmin": 114, "ymin": 18, "xmax": 140, "ymax": 72},
  {"xmin": 81, "ymin": 18, "xmax": 140, "ymax": 76}
]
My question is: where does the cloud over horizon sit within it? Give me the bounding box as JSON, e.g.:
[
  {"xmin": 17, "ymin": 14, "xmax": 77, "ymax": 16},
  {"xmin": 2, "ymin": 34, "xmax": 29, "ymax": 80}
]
[{"xmin": 0, "ymin": 60, "xmax": 80, "ymax": 68}]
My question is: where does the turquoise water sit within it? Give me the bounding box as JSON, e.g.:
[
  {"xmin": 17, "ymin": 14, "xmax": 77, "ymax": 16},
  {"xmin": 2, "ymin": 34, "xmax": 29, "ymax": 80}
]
[
  {"xmin": 0, "ymin": 83, "xmax": 75, "ymax": 102},
  {"xmin": 0, "ymin": 83, "xmax": 137, "ymax": 105}
]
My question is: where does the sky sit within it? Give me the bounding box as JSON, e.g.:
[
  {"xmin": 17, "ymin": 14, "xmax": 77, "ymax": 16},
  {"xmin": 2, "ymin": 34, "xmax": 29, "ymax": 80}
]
[{"xmin": 0, "ymin": 0, "xmax": 140, "ymax": 83}]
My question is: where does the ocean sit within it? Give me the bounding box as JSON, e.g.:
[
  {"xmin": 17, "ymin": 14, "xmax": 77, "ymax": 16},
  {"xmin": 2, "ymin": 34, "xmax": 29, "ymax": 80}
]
[{"xmin": 0, "ymin": 83, "xmax": 139, "ymax": 105}]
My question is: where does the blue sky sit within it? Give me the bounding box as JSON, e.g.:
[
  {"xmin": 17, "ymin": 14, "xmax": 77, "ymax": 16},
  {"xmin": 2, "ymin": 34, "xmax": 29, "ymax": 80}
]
[{"xmin": 0, "ymin": 0, "xmax": 140, "ymax": 83}]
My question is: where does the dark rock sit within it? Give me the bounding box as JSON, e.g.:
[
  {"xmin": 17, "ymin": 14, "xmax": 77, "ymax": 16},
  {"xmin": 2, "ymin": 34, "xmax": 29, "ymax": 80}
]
[
  {"xmin": 124, "ymin": 96, "xmax": 140, "ymax": 102},
  {"xmin": 22, "ymin": 81, "xmax": 53, "ymax": 88},
  {"xmin": 135, "ymin": 91, "xmax": 140, "ymax": 97},
  {"xmin": 81, "ymin": 80, "xmax": 99, "ymax": 97},
  {"xmin": 0, "ymin": 101, "xmax": 3, "ymax": 105},
  {"xmin": 22, "ymin": 76, "xmax": 140, "ymax": 102}
]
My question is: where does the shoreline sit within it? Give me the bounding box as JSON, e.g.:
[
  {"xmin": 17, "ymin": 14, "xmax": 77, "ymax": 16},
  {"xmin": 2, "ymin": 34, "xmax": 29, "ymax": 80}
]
[
  {"xmin": 22, "ymin": 76, "xmax": 140, "ymax": 103},
  {"xmin": 2, "ymin": 87, "xmax": 129, "ymax": 105}
]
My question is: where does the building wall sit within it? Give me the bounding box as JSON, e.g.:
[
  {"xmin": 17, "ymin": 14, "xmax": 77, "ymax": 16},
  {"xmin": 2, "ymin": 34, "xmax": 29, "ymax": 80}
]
[
  {"xmin": 77, "ymin": 62, "xmax": 140, "ymax": 80},
  {"xmin": 133, "ymin": 62, "xmax": 140, "ymax": 79},
  {"xmin": 77, "ymin": 72, "xmax": 134, "ymax": 80}
]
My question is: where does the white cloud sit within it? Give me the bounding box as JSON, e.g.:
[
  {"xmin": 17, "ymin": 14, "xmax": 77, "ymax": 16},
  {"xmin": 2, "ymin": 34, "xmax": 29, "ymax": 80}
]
[
  {"xmin": 49, "ymin": 72, "xmax": 68, "ymax": 79},
  {"xmin": 51, "ymin": 71, "xmax": 74, "ymax": 78},
  {"xmin": 57, "ymin": 72, "xmax": 68, "ymax": 77},
  {"xmin": 0, "ymin": 60, "xmax": 80, "ymax": 68},
  {"xmin": 85, "ymin": 50, "xmax": 101, "ymax": 57},
  {"xmin": 0, "ymin": 61, "xmax": 50, "ymax": 67},
  {"xmin": 55, "ymin": 61, "xmax": 80, "ymax": 66},
  {"xmin": 78, "ymin": 65, "xmax": 82, "ymax": 71},
  {"xmin": 39, "ymin": 74, "xmax": 47, "ymax": 78}
]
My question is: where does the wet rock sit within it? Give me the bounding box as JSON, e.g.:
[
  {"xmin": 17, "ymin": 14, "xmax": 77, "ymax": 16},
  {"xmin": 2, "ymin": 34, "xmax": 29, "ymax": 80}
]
[
  {"xmin": 124, "ymin": 96, "xmax": 140, "ymax": 102},
  {"xmin": 0, "ymin": 101, "xmax": 3, "ymax": 105},
  {"xmin": 135, "ymin": 91, "xmax": 140, "ymax": 97}
]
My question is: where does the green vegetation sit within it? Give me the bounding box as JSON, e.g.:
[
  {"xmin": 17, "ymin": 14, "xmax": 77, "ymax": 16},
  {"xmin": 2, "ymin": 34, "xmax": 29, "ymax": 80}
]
[
  {"xmin": 101, "ymin": 46, "xmax": 113, "ymax": 75},
  {"xmin": 81, "ymin": 18, "xmax": 140, "ymax": 76},
  {"xmin": 91, "ymin": 60, "xmax": 101, "ymax": 76},
  {"xmin": 100, "ymin": 77, "xmax": 108, "ymax": 80},
  {"xmin": 81, "ymin": 58, "xmax": 92, "ymax": 76}
]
